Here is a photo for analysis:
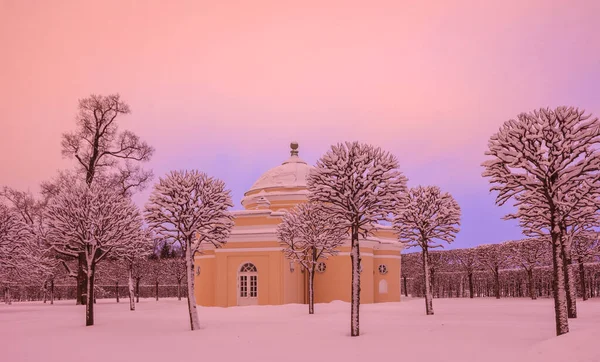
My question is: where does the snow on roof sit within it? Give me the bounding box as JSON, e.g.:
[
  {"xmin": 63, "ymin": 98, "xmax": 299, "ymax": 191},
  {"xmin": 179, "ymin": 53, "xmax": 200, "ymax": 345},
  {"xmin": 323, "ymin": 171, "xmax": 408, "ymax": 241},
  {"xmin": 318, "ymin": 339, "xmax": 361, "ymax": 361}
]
[{"xmin": 244, "ymin": 143, "xmax": 314, "ymax": 195}]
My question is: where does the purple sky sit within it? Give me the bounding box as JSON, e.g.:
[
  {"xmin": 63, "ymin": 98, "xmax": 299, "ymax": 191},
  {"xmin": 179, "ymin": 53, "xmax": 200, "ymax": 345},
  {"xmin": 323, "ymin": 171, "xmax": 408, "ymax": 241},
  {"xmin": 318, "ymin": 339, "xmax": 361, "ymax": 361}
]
[{"xmin": 1, "ymin": 0, "xmax": 599, "ymax": 249}]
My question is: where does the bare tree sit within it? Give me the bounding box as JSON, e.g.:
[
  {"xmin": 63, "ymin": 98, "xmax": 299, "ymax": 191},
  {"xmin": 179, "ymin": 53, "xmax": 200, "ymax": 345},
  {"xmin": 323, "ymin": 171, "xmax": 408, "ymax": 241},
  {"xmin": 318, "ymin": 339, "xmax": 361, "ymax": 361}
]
[
  {"xmin": 145, "ymin": 170, "xmax": 234, "ymax": 331},
  {"xmin": 307, "ymin": 141, "xmax": 407, "ymax": 336},
  {"xmin": 482, "ymin": 106, "xmax": 600, "ymax": 335},
  {"xmin": 393, "ymin": 185, "xmax": 461, "ymax": 315},
  {"xmin": 45, "ymin": 181, "xmax": 144, "ymax": 326},
  {"xmin": 476, "ymin": 243, "xmax": 511, "ymax": 299},
  {"xmin": 144, "ymin": 257, "xmax": 166, "ymax": 301},
  {"xmin": 453, "ymin": 248, "xmax": 479, "ymax": 298},
  {"xmin": 166, "ymin": 257, "xmax": 187, "ymax": 301},
  {"xmin": 61, "ymin": 94, "xmax": 154, "ymax": 191},
  {"xmin": 572, "ymin": 231, "xmax": 600, "ymax": 301},
  {"xmin": 123, "ymin": 230, "xmax": 153, "ymax": 310},
  {"xmin": 277, "ymin": 202, "xmax": 346, "ymax": 314},
  {"xmin": 0, "ymin": 204, "xmax": 26, "ymax": 261},
  {"xmin": 60, "ymin": 94, "xmax": 154, "ymax": 305},
  {"xmin": 507, "ymin": 238, "xmax": 551, "ymax": 299}
]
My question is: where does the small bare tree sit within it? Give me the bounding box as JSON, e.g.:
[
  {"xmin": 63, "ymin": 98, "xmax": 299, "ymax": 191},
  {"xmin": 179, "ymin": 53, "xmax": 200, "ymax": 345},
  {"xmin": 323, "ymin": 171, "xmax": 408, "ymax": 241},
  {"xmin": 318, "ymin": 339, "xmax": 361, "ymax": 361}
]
[
  {"xmin": 572, "ymin": 231, "xmax": 600, "ymax": 301},
  {"xmin": 0, "ymin": 204, "xmax": 26, "ymax": 261},
  {"xmin": 393, "ymin": 185, "xmax": 461, "ymax": 315},
  {"xmin": 307, "ymin": 141, "xmax": 407, "ymax": 336},
  {"xmin": 145, "ymin": 170, "xmax": 234, "ymax": 331},
  {"xmin": 123, "ymin": 230, "xmax": 153, "ymax": 310},
  {"xmin": 476, "ymin": 243, "xmax": 511, "ymax": 299},
  {"xmin": 277, "ymin": 202, "xmax": 346, "ymax": 314},
  {"xmin": 45, "ymin": 182, "xmax": 144, "ymax": 326},
  {"xmin": 453, "ymin": 248, "xmax": 478, "ymax": 298},
  {"xmin": 166, "ymin": 257, "xmax": 187, "ymax": 301},
  {"xmin": 507, "ymin": 238, "xmax": 551, "ymax": 299}
]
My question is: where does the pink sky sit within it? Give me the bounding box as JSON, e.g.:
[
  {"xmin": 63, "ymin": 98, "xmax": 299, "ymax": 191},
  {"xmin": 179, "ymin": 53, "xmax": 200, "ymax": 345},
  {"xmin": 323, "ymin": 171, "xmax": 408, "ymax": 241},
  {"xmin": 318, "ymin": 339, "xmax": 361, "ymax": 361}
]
[{"xmin": 1, "ymin": 0, "xmax": 599, "ymax": 247}]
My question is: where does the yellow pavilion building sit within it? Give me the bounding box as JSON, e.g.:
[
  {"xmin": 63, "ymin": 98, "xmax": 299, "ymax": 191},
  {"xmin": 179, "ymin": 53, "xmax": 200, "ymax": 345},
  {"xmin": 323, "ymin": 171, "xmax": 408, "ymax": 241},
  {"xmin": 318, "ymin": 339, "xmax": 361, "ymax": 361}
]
[{"xmin": 193, "ymin": 143, "xmax": 403, "ymax": 307}]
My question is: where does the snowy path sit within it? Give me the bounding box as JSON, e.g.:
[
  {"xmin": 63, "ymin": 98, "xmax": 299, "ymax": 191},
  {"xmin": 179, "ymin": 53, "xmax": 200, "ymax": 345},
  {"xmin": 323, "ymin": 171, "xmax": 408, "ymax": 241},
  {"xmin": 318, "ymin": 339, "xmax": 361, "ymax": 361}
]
[{"xmin": 1, "ymin": 297, "xmax": 599, "ymax": 362}]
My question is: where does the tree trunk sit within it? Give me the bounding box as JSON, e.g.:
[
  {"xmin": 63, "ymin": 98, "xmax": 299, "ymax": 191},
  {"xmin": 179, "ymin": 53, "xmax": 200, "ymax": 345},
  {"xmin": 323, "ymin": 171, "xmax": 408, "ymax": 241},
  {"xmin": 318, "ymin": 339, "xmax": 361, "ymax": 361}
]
[
  {"xmin": 77, "ymin": 253, "xmax": 87, "ymax": 305},
  {"xmin": 308, "ymin": 266, "xmax": 315, "ymax": 314},
  {"xmin": 185, "ymin": 241, "xmax": 201, "ymax": 331},
  {"xmin": 177, "ymin": 280, "xmax": 182, "ymax": 301},
  {"xmin": 578, "ymin": 258, "xmax": 587, "ymax": 301},
  {"xmin": 560, "ymin": 243, "xmax": 577, "ymax": 318},
  {"xmin": 422, "ymin": 248, "xmax": 434, "ymax": 315},
  {"xmin": 494, "ymin": 267, "xmax": 500, "ymax": 299},
  {"xmin": 468, "ymin": 272, "xmax": 474, "ymax": 298},
  {"xmin": 527, "ymin": 269, "xmax": 536, "ymax": 300},
  {"xmin": 85, "ymin": 263, "xmax": 96, "ymax": 326},
  {"xmin": 155, "ymin": 281, "xmax": 159, "ymax": 301},
  {"xmin": 135, "ymin": 279, "xmax": 140, "ymax": 303},
  {"xmin": 403, "ymin": 276, "xmax": 408, "ymax": 297},
  {"xmin": 50, "ymin": 280, "xmax": 55, "ymax": 305},
  {"xmin": 115, "ymin": 281, "xmax": 120, "ymax": 303},
  {"xmin": 128, "ymin": 267, "xmax": 135, "ymax": 311},
  {"xmin": 350, "ymin": 224, "xmax": 361, "ymax": 336},
  {"xmin": 550, "ymin": 228, "xmax": 569, "ymax": 336},
  {"xmin": 43, "ymin": 281, "xmax": 48, "ymax": 303}
]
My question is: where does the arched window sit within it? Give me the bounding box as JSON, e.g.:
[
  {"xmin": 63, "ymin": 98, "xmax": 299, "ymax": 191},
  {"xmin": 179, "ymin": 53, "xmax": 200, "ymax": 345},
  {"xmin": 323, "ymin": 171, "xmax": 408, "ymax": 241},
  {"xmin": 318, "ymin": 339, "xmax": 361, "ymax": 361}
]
[
  {"xmin": 379, "ymin": 279, "xmax": 388, "ymax": 294},
  {"xmin": 238, "ymin": 262, "xmax": 258, "ymax": 306},
  {"xmin": 240, "ymin": 263, "xmax": 257, "ymax": 273}
]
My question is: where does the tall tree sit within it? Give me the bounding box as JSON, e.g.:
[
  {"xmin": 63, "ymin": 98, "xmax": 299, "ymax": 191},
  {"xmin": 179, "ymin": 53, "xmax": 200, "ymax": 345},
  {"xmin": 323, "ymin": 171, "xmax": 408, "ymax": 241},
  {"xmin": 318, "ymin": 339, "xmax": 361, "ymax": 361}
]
[
  {"xmin": 45, "ymin": 181, "xmax": 144, "ymax": 326},
  {"xmin": 307, "ymin": 141, "xmax": 407, "ymax": 336},
  {"xmin": 60, "ymin": 93, "xmax": 154, "ymax": 305},
  {"xmin": 145, "ymin": 170, "xmax": 234, "ymax": 331},
  {"xmin": 277, "ymin": 202, "xmax": 346, "ymax": 314},
  {"xmin": 393, "ymin": 185, "xmax": 461, "ymax": 315},
  {"xmin": 482, "ymin": 106, "xmax": 600, "ymax": 336}
]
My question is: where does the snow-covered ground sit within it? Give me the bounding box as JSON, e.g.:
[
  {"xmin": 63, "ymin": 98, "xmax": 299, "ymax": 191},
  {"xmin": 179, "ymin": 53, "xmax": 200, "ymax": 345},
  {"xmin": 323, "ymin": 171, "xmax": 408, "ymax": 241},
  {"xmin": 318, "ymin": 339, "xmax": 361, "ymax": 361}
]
[{"xmin": 1, "ymin": 297, "xmax": 599, "ymax": 362}]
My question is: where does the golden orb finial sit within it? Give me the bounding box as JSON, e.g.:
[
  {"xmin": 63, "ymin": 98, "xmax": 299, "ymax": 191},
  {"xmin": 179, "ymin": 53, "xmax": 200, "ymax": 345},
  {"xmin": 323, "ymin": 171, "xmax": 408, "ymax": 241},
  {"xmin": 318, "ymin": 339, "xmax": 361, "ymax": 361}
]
[{"xmin": 290, "ymin": 141, "xmax": 299, "ymax": 156}]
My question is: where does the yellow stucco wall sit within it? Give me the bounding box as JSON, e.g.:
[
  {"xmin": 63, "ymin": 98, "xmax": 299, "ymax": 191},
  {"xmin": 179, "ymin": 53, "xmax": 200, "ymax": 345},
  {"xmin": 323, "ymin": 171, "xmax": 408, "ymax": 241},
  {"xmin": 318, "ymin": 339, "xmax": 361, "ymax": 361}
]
[
  {"xmin": 193, "ymin": 184, "xmax": 402, "ymax": 307},
  {"xmin": 194, "ymin": 243, "xmax": 402, "ymax": 307},
  {"xmin": 373, "ymin": 256, "xmax": 401, "ymax": 303}
]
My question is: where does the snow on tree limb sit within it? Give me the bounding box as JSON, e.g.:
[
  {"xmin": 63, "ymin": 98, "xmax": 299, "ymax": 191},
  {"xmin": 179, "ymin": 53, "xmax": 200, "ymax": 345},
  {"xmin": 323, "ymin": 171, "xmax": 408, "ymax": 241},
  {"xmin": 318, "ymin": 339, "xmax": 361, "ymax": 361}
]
[
  {"xmin": 144, "ymin": 170, "xmax": 234, "ymax": 254},
  {"xmin": 307, "ymin": 142, "xmax": 408, "ymax": 234},
  {"xmin": 506, "ymin": 238, "xmax": 551, "ymax": 271},
  {"xmin": 44, "ymin": 180, "xmax": 144, "ymax": 325},
  {"xmin": 45, "ymin": 182, "xmax": 144, "ymax": 265},
  {"xmin": 393, "ymin": 185, "xmax": 461, "ymax": 249},
  {"xmin": 482, "ymin": 106, "xmax": 600, "ymax": 335},
  {"xmin": 393, "ymin": 185, "xmax": 460, "ymax": 315},
  {"xmin": 277, "ymin": 202, "xmax": 347, "ymax": 270},
  {"xmin": 277, "ymin": 202, "xmax": 346, "ymax": 314},
  {"xmin": 307, "ymin": 141, "xmax": 407, "ymax": 336},
  {"xmin": 144, "ymin": 170, "xmax": 234, "ymax": 331}
]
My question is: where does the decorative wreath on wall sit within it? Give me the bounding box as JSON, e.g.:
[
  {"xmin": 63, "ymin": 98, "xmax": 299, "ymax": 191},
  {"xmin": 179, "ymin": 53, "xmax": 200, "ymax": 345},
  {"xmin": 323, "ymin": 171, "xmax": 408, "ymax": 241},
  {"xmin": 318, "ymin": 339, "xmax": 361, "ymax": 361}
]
[{"xmin": 316, "ymin": 262, "xmax": 327, "ymax": 273}]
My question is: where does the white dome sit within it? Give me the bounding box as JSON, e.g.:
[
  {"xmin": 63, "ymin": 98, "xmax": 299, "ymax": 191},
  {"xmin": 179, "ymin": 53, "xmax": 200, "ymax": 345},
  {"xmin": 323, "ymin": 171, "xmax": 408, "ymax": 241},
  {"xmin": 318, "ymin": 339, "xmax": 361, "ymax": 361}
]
[
  {"xmin": 246, "ymin": 154, "xmax": 312, "ymax": 193},
  {"xmin": 241, "ymin": 143, "xmax": 313, "ymax": 209}
]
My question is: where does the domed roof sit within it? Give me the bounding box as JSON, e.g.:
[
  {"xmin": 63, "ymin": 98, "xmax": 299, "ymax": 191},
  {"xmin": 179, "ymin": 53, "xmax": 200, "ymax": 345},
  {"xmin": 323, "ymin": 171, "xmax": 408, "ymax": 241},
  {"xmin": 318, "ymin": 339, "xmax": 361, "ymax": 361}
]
[{"xmin": 245, "ymin": 142, "xmax": 313, "ymax": 194}]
